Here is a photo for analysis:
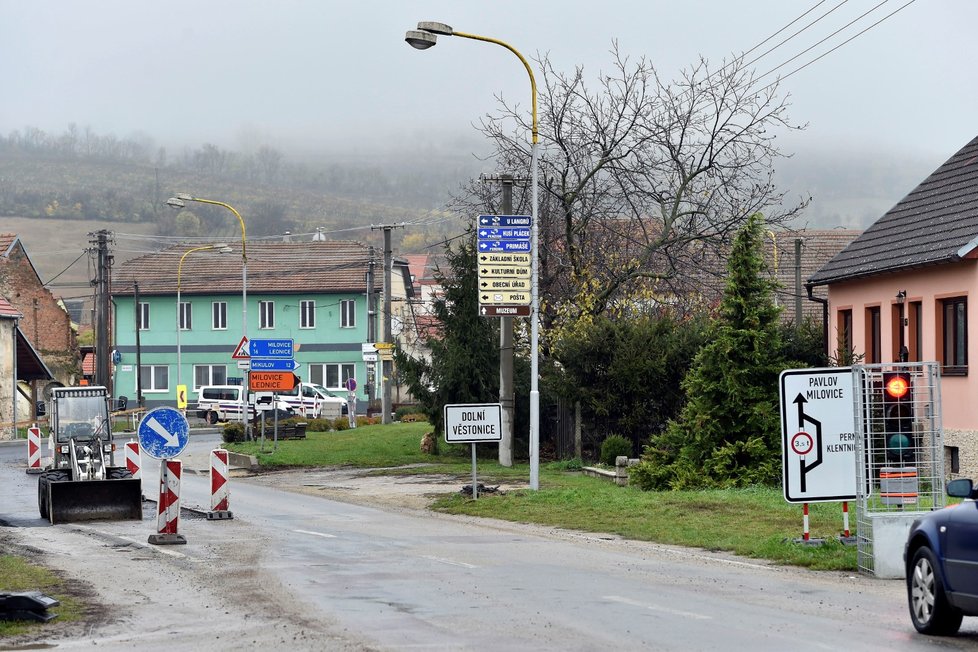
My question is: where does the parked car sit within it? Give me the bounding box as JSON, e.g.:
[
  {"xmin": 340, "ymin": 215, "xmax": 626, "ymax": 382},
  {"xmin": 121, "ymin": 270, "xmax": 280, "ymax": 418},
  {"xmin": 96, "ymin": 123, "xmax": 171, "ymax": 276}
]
[
  {"xmin": 277, "ymin": 382, "xmax": 346, "ymax": 419},
  {"xmin": 905, "ymin": 478, "xmax": 978, "ymax": 635},
  {"xmin": 194, "ymin": 385, "xmax": 293, "ymax": 424}
]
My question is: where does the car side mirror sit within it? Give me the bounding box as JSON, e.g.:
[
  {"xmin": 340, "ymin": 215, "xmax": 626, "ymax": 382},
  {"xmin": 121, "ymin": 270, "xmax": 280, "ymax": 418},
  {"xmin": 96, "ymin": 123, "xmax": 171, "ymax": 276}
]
[{"xmin": 947, "ymin": 478, "xmax": 976, "ymax": 499}]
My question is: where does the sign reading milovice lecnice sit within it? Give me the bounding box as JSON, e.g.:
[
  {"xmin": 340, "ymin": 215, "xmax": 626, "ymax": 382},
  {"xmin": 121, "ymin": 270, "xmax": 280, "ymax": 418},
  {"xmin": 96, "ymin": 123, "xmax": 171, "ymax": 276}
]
[
  {"xmin": 779, "ymin": 367, "xmax": 857, "ymax": 503},
  {"xmin": 444, "ymin": 403, "xmax": 503, "ymax": 443}
]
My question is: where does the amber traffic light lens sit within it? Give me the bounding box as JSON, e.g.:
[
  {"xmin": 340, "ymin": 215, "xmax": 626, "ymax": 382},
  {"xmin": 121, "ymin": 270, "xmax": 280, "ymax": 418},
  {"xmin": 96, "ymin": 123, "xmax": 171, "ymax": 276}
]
[{"xmin": 885, "ymin": 375, "xmax": 910, "ymax": 399}]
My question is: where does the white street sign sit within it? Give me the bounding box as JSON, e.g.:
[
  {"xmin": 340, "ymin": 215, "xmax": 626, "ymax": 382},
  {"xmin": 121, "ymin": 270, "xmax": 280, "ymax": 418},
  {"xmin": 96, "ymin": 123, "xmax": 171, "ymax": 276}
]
[
  {"xmin": 779, "ymin": 367, "xmax": 857, "ymax": 503},
  {"xmin": 444, "ymin": 403, "xmax": 503, "ymax": 443}
]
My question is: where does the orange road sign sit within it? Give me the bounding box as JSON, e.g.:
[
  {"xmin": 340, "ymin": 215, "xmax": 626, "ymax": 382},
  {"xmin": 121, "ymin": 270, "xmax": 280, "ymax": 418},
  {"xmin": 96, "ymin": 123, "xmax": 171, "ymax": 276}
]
[{"xmin": 249, "ymin": 371, "xmax": 297, "ymax": 392}]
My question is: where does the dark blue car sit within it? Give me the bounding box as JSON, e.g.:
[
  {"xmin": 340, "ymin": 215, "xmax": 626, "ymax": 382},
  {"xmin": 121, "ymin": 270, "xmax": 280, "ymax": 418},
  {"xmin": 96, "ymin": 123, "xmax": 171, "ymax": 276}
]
[{"xmin": 905, "ymin": 478, "xmax": 978, "ymax": 635}]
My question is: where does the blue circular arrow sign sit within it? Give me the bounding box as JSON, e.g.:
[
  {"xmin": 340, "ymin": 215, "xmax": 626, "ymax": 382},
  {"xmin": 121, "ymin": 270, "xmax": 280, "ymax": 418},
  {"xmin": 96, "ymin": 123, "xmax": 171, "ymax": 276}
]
[{"xmin": 138, "ymin": 407, "xmax": 190, "ymax": 459}]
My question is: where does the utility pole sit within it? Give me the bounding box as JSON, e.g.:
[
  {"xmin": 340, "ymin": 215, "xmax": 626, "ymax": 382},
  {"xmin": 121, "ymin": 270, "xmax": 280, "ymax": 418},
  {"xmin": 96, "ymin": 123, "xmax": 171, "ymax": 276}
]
[
  {"xmin": 134, "ymin": 281, "xmax": 143, "ymax": 408},
  {"xmin": 366, "ymin": 247, "xmax": 376, "ymax": 406},
  {"xmin": 483, "ymin": 174, "xmax": 516, "ymax": 466},
  {"xmin": 372, "ymin": 224, "xmax": 404, "ymax": 425},
  {"xmin": 91, "ymin": 230, "xmax": 113, "ymax": 391}
]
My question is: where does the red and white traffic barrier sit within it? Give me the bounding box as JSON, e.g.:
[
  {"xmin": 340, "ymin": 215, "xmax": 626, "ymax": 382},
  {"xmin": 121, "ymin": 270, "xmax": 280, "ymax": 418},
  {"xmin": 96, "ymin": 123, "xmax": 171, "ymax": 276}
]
[
  {"xmin": 842, "ymin": 501, "xmax": 851, "ymax": 538},
  {"xmin": 148, "ymin": 460, "xmax": 186, "ymax": 545},
  {"xmin": 25, "ymin": 424, "xmax": 43, "ymax": 474},
  {"xmin": 125, "ymin": 440, "xmax": 141, "ymax": 479},
  {"xmin": 208, "ymin": 448, "xmax": 233, "ymax": 520}
]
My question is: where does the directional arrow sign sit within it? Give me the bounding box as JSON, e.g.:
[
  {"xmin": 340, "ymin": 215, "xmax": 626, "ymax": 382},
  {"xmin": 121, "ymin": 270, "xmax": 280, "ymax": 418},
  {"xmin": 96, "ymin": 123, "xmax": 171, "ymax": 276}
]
[
  {"xmin": 480, "ymin": 278, "xmax": 531, "ymax": 291},
  {"xmin": 478, "ymin": 240, "xmax": 531, "ymax": 253},
  {"xmin": 478, "ymin": 227, "xmax": 531, "ymax": 240},
  {"xmin": 479, "ymin": 253, "xmax": 531, "ymax": 266},
  {"xmin": 249, "ymin": 358, "xmax": 299, "ymax": 371},
  {"xmin": 479, "ymin": 265, "xmax": 530, "ymax": 278},
  {"xmin": 478, "ymin": 214, "xmax": 532, "ymax": 227},
  {"xmin": 481, "ymin": 291, "xmax": 531, "ymax": 304},
  {"xmin": 138, "ymin": 407, "xmax": 190, "ymax": 459},
  {"xmin": 779, "ymin": 367, "xmax": 857, "ymax": 503}
]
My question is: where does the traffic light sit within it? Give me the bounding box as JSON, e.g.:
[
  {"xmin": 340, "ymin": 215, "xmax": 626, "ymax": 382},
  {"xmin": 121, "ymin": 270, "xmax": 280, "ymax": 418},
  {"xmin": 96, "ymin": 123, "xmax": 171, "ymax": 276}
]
[{"xmin": 882, "ymin": 371, "xmax": 915, "ymax": 464}]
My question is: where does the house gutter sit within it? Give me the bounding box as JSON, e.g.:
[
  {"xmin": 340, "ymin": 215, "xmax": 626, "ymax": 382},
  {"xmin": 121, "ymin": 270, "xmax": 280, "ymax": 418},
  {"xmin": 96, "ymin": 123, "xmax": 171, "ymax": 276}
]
[{"xmin": 805, "ymin": 283, "xmax": 829, "ymax": 361}]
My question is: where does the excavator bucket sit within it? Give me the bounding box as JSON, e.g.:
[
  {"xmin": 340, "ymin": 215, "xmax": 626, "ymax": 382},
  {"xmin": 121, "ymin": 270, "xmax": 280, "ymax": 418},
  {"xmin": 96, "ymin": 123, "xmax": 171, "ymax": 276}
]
[{"xmin": 48, "ymin": 478, "xmax": 143, "ymax": 524}]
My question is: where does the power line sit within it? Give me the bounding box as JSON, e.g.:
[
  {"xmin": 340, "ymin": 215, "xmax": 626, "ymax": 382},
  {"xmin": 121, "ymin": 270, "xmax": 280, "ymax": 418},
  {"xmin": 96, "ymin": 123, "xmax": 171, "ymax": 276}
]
[
  {"xmin": 742, "ymin": 0, "xmax": 853, "ymax": 71},
  {"xmin": 41, "ymin": 250, "xmax": 88, "ymax": 287},
  {"xmin": 754, "ymin": 0, "xmax": 918, "ymax": 93},
  {"xmin": 753, "ymin": 0, "xmax": 892, "ymax": 83}
]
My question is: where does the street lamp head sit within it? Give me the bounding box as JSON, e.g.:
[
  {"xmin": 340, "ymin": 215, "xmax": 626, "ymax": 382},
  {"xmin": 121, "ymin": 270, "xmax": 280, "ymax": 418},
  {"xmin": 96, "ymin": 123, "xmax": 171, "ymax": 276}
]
[
  {"xmin": 417, "ymin": 21, "xmax": 453, "ymax": 35},
  {"xmin": 405, "ymin": 30, "xmax": 437, "ymax": 50},
  {"xmin": 219, "ymin": 246, "xmax": 233, "ymax": 254},
  {"xmin": 165, "ymin": 197, "xmax": 186, "ymax": 209}
]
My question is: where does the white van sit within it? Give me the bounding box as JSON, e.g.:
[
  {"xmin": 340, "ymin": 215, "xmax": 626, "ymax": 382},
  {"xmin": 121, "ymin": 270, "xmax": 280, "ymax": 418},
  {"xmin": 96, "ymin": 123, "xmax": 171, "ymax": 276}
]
[
  {"xmin": 278, "ymin": 382, "xmax": 346, "ymax": 419},
  {"xmin": 195, "ymin": 385, "xmax": 294, "ymax": 424}
]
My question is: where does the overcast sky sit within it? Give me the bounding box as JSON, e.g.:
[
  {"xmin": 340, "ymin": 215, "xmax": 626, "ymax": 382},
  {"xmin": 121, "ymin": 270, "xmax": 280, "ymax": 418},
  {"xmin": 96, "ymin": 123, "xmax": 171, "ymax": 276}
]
[{"xmin": 2, "ymin": 1, "xmax": 976, "ymax": 223}]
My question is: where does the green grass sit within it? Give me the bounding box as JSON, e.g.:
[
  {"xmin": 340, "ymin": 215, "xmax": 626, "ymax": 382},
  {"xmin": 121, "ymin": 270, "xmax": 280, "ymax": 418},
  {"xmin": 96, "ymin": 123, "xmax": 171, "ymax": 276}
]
[
  {"xmin": 228, "ymin": 421, "xmax": 859, "ymax": 571},
  {"xmin": 0, "ymin": 554, "xmax": 83, "ymax": 637}
]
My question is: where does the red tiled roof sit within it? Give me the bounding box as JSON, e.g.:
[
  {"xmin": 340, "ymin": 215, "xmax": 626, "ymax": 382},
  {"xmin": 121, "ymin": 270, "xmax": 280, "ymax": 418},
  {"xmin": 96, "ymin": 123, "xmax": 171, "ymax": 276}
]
[
  {"xmin": 113, "ymin": 240, "xmax": 375, "ymax": 296},
  {"xmin": 0, "ymin": 233, "xmax": 16, "ymax": 256},
  {"xmin": 0, "ymin": 295, "xmax": 22, "ymax": 319}
]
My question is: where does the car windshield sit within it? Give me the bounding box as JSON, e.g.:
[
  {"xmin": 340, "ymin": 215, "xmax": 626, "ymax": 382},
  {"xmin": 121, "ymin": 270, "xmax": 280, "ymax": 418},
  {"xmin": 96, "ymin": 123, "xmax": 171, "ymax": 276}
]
[{"xmin": 312, "ymin": 385, "xmax": 343, "ymax": 400}]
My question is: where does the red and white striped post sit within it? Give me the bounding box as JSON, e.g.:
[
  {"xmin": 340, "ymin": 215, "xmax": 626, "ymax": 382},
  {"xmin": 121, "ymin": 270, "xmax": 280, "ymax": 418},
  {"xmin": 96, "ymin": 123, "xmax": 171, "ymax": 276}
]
[
  {"xmin": 842, "ymin": 501, "xmax": 851, "ymax": 538},
  {"xmin": 208, "ymin": 448, "xmax": 234, "ymax": 520},
  {"xmin": 125, "ymin": 440, "xmax": 141, "ymax": 479},
  {"xmin": 25, "ymin": 424, "xmax": 43, "ymax": 475},
  {"xmin": 148, "ymin": 459, "xmax": 186, "ymax": 545},
  {"xmin": 802, "ymin": 503, "xmax": 810, "ymax": 541}
]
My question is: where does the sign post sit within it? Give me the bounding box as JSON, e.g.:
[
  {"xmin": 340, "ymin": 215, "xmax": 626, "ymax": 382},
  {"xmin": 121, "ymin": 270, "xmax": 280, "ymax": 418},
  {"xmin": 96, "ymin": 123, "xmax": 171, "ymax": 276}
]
[
  {"xmin": 779, "ymin": 367, "xmax": 857, "ymax": 543},
  {"xmin": 345, "ymin": 377, "xmax": 357, "ymax": 428},
  {"xmin": 444, "ymin": 403, "xmax": 503, "ymax": 499},
  {"xmin": 138, "ymin": 407, "xmax": 190, "ymax": 545}
]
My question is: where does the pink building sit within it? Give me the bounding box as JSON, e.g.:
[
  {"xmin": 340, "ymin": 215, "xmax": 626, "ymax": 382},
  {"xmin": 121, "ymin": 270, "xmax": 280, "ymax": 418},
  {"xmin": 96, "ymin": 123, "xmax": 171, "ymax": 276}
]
[{"xmin": 809, "ymin": 135, "xmax": 978, "ymax": 478}]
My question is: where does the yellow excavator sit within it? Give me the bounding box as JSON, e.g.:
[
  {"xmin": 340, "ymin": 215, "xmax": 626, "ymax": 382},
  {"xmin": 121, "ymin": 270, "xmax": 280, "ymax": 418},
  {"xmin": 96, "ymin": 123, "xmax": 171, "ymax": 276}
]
[{"xmin": 36, "ymin": 386, "xmax": 142, "ymax": 524}]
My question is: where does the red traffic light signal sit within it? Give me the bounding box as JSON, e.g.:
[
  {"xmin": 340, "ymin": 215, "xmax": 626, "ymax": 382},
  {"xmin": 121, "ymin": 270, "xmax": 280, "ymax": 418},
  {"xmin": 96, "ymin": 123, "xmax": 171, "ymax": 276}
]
[{"xmin": 884, "ymin": 372, "xmax": 911, "ymax": 400}]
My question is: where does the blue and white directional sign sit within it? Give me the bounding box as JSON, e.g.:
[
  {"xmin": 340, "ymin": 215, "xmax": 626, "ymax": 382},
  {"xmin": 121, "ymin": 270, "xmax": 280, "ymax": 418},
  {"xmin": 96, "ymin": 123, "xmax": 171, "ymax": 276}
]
[
  {"xmin": 476, "ymin": 215, "xmax": 533, "ymax": 315},
  {"xmin": 479, "ymin": 215, "xmax": 532, "ymax": 227},
  {"xmin": 478, "ymin": 227, "xmax": 531, "ymax": 240},
  {"xmin": 249, "ymin": 358, "xmax": 299, "ymax": 371},
  {"xmin": 249, "ymin": 338, "xmax": 294, "ymax": 358},
  {"xmin": 478, "ymin": 240, "xmax": 532, "ymax": 253},
  {"xmin": 138, "ymin": 407, "xmax": 190, "ymax": 460}
]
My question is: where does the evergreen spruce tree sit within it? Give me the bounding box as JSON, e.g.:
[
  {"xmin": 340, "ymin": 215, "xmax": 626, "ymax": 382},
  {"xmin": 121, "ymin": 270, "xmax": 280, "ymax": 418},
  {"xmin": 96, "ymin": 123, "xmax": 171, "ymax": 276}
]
[
  {"xmin": 632, "ymin": 213, "xmax": 786, "ymax": 489},
  {"xmin": 394, "ymin": 229, "xmax": 499, "ymax": 433}
]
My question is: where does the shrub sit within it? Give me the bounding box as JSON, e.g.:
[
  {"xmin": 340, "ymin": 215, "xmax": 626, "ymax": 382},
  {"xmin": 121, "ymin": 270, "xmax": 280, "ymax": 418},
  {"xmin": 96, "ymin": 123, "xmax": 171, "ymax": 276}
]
[
  {"xmin": 395, "ymin": 404, "xmax": 423, "ymax": 420},
  {"xmin": 304, "ymin": 418, "xmax": 333, "ymax": 433},
  {"xmin": 600, "ymin": 434, "xmax": 632, "ymax": 466},
  {"xmin": 399, "ymin": 412, "xmax": 427, "ymax": 423},
  {"xmin": 333, "ymin": 417, "xmax": 350, "ymax": 431},
  {"xmin": 222, "ymin": 422, "xmax": 246, "ymax": 443}
]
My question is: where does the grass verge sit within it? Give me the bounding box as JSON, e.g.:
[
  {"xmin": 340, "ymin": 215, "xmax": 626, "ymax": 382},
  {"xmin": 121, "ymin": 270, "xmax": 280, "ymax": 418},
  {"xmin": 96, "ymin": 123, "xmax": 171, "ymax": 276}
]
[
  {"xmin": 0, "ymin": 554, "xmax": 83, "ymax": 638},
  {"xmin": 227, "ymin": 422, "xmax": 858, "ymax": 571}
]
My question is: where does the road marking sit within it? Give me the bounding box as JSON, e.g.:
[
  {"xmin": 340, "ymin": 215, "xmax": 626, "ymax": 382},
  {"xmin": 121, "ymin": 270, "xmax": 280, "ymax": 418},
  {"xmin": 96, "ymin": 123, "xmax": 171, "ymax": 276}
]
[
  {"xmin": 421, "ymin": 555, "xmax": 478, "ymax": 569},
  {"xmin": 603, "ymin": 595, "xmax": 711, "ymax": 620},
  {"xmin": 292, "ymin": 529, "xmax": 337, "ymax": 538}
]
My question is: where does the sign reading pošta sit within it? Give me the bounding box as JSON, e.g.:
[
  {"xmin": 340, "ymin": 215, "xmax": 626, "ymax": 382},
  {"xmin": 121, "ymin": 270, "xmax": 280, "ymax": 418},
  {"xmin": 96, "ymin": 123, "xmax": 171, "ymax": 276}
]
[
  {"xmin": 779, "ymin": 367, "xmax": 857, "ymax": 503},
  {"xmin": 444, "ymin": 403, "xmax": 503, "ymax": 443}
]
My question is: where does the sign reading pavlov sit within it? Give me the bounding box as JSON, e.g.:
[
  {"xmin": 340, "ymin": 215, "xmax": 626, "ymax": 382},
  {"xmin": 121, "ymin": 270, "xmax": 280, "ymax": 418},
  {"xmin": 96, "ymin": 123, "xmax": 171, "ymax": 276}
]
[
  {"xmin": 779, "ymin": 367, "xmax": 857, "ymax": 503},
  {"xmin": 444, "ymin": 403, "xmax": 503, "ymax": 443}
]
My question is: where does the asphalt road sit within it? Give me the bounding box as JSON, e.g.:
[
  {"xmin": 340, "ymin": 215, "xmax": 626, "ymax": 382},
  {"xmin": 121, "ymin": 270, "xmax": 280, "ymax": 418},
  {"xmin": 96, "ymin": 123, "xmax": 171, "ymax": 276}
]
[{"xmin": 3, "ymin": 434, "xmax": 978, "ymax": 650}]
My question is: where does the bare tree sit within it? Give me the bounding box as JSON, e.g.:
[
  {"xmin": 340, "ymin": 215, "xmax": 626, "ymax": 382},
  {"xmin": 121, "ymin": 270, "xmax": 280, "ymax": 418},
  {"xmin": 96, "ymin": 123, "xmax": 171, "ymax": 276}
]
[{"xmin": 464, "ymin": 44, "xmax": 805, "ymax": 331}]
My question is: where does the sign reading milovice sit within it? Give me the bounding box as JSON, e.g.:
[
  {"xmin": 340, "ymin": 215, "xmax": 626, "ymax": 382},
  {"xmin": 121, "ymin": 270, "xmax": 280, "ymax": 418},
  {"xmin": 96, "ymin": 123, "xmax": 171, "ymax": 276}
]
[
  {"xmin": 779, "ymin": 367, "xmax": 857, "ymax": 503},
  {"xmin": 444, "ymin": 403, "xmax": 503, "ymax": 444}
]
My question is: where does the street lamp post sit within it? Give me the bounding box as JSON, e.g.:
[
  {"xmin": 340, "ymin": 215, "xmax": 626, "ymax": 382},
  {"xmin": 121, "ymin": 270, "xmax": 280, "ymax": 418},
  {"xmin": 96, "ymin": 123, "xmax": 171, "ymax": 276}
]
[
  {"xmin": 176, "ymin": 244, "xmax": 230, "ymax": 402},
  {"xmin": 405, "ymin": 21, "xmax": 541, "ymax": 489},
  {"xmin": 167, "ymin": 195, "xmax": 249, "ymax": 432}
]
